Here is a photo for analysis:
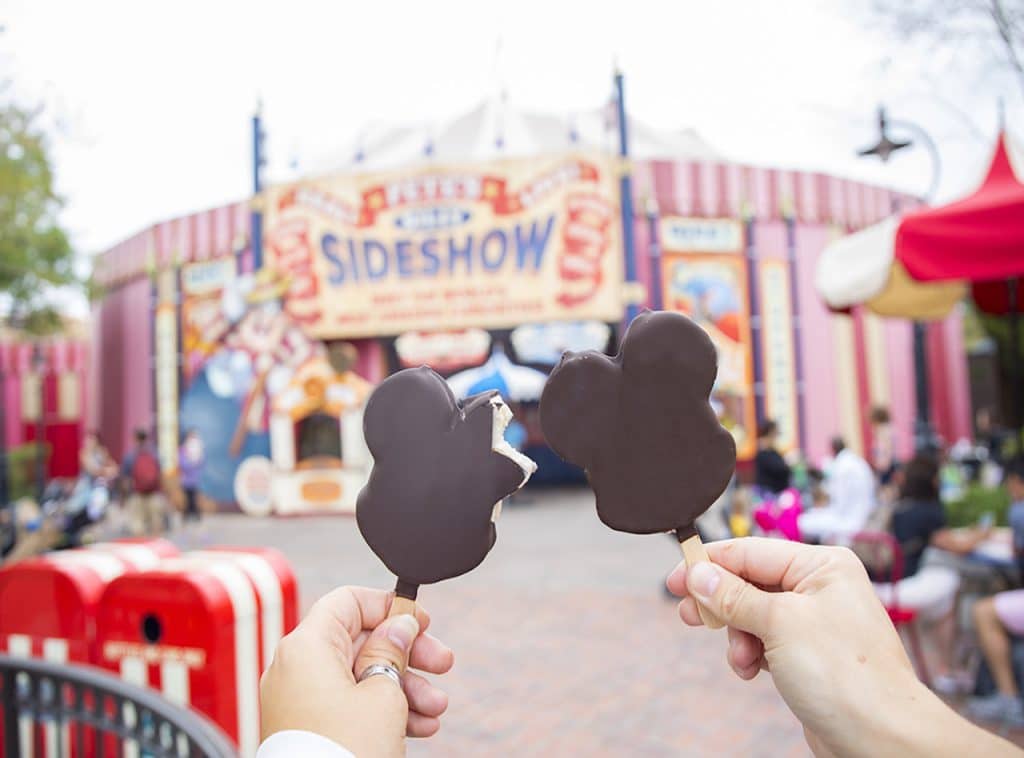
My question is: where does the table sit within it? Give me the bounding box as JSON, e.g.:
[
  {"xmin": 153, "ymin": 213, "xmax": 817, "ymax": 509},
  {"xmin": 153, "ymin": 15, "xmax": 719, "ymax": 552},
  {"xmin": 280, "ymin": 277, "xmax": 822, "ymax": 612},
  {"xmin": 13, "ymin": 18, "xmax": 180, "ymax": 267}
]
[{"xmin": 965, "ymin": 527, "xmax": 1019, "ymax": 588}]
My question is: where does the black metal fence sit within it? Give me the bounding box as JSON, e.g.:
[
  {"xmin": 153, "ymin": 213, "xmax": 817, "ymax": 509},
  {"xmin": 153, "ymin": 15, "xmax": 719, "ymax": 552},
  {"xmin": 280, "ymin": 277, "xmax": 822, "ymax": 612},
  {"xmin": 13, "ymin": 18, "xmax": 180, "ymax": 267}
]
[{"xmin": 0, "ymin": 654, "xmax": 238, "ymax": 757}]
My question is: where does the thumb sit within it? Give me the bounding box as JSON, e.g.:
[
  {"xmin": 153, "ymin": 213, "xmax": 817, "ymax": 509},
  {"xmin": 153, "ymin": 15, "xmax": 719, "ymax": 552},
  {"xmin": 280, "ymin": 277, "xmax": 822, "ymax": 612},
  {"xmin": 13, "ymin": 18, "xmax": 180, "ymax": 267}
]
[
  {"xmin": 686, "ymin": 561, "xmax": 774, "ymax": 636},
  {"xmin": 354, "ymin": 613, "xmax": 420, "ymax": 679}
]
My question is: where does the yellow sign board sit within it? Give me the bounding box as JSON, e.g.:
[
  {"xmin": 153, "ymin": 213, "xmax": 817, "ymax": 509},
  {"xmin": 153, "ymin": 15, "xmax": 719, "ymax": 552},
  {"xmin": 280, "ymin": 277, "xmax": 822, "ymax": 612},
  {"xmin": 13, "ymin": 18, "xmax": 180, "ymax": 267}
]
[{"xmin": 261, "ymin": 152, "xmax": 624, "ymax": 338}]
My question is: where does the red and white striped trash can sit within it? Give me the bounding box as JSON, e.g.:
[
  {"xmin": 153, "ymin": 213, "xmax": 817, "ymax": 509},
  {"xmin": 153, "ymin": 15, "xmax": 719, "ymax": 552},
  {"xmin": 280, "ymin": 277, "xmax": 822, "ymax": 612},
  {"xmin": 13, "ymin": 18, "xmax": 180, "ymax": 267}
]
[
  {"xmin": 86, "ymin": 537, "xmax": 179, "ymax": 570},
  {"xmin": 186, "ymin": 547, "xmax": 299, "ymax": 671},
  {"xmin": 0, "ymin": 548, "xmax": 134, "ymax": 756},
  {"xmin": 95, "ymin": 557, "xmax": 262, "ymax": 756}
]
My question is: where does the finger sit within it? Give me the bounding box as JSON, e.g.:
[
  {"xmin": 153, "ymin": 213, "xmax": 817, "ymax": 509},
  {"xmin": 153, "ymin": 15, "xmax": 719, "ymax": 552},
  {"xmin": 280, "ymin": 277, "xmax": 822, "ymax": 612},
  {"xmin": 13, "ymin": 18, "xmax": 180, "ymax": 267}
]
[
  {"xmin": 705, "ymin": 538, "xmax": 836, "ymax": 592},
  {"xmin": 686, "ymin": 561, "xmax": 776, "ymax": 636},
  {"xmin": 303, "ymin": 586, "xmax": 431, "ymax": 646},
  {"xmin": 406, "ymin": 712, "xmax": 442, "ymax": 739},
  {"xmin": 727, "ymin": 627, "xmax": 764, "ymax": 680},
  {"xmin": 403, "ymin": 671, "xmax": 449, "ymax": 718},
  {"xmin": 666, "ymin": 562, "xmax": 687, "ymax": 597},
  {"xmin": 677, "ymin": 597, "xmax": 703, "ymax": 626},
  {"xmin": 353, "ymin": 614, "xmax": 420, "ymax": 677},
  {"xmin": 409, "ymin": 633, "xmax": 455, "ymax": 675}
]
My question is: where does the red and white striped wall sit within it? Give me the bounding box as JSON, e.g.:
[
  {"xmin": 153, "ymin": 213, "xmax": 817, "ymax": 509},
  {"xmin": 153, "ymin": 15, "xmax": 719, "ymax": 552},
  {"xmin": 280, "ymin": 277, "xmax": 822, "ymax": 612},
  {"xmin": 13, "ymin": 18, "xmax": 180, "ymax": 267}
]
[
  {"xmin": 92, "ymin": 163, "xmax": 912, "ymax": 292},
  {"xmin": 94, "ymin": 201, "xmax": 249, "ymax": 289},
  {"xmin": 0, "ymin": 337, "xmax": 90, "ymax": 478}
]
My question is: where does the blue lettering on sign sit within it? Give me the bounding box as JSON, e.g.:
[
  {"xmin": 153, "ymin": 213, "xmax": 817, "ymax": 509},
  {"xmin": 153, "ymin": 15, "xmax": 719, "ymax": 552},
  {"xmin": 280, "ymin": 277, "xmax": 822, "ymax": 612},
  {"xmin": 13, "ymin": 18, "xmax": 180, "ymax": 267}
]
[
  {"xmin": 346, "ymin": 238, "xmax": 360, "ymax": 282},
  {"xmin": 515, "ymin": 216, "xmax": 555, "ymax": 270},
  {"xmin": 480, "ymin": 229, "xmax": 507, "ymax": 271},
  {"xmin": 364, "ymin": 240, "xmax": 389, "ymax": 280},
  {"xmin": 322, "ymin": 233, "xmax": 345, "ymax": 284},
  {"xmin": 420, "ymin": 238, "xmax": 441, "ymax": 275},
  {"xmin": 448, "ymin": 235, "xmax": 474, "ymax": 275},
  {"xmin": 395, "ymin": 239, "xmax": 415, "ymax": 278},
  {"xmin": 394, "ymin": 206, "xmax": 472, "ymax": 232},
  {"xmin": 320, "ymin": 212, "xmax": 556, "ymax": 288}
]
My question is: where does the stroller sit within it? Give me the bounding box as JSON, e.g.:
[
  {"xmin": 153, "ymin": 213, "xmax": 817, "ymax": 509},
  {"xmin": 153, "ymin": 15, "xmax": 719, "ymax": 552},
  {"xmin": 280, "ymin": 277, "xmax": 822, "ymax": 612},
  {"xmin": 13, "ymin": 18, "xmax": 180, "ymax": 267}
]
[{"xmin": 49, "ymin": 476, "xmax": 112, "ymax": 548}]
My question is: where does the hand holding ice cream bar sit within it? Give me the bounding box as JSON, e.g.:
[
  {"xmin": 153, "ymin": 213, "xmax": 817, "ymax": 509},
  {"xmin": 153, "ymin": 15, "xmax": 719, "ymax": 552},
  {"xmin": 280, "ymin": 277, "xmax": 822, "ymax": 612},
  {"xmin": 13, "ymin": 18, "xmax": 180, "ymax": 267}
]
[
  {"xmin": 539, "ymin": 310, "xmax": 736, "ymax": 628},
  {"xmin": 356, "ymin": 366, "xmax": 536, "ymax": 637}
]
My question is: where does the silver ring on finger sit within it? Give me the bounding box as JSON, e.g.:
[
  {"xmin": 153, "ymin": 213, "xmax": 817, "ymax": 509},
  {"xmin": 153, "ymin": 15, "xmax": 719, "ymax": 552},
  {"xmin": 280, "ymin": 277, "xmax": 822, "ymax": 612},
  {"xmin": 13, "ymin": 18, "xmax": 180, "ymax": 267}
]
[{"xmin": 358, "ymin": 663, "xmax": 402, "ymax": 687}]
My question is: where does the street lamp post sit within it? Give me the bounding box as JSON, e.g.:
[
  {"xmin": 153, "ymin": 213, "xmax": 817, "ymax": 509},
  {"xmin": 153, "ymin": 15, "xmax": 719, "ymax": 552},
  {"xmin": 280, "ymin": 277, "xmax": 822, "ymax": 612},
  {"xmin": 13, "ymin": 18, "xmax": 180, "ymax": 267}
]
[
  {"xmin": 645, "ymin": 195, "xmax": 663, "ymax": 311},
  {"xmin": 251, "ymin": 102, "xmax": 266, "ymax": 271},
  {"xmin": 856, "ymin": 106, "xmax": 941, "ymax": 452}
]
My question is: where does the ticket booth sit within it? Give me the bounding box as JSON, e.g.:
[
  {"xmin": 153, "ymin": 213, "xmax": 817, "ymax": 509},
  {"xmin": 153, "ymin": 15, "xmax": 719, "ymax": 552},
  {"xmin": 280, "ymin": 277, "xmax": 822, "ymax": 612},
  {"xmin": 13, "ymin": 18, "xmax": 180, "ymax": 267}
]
[{"xmin": 265, "ymin": 356, "xmax": 372, "ymax": 515}]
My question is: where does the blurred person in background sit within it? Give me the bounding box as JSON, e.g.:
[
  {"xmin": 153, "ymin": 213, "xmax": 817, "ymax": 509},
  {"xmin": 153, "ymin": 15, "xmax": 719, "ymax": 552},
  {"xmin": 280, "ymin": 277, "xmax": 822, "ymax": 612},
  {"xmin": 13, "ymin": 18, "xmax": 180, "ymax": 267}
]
[
  {"xmin": 870, "ymin": 406, "xmax": 899, "ymax": 503},
  {"xmin": 970, "ymin": 458, "xmax": 1024, "ymax": 725},
  {"xmin": 871, "ymin": 455, "xmax": 989, "ymax": 693},
  {"xmin": 178, "ymin": 428, "xmax": 206, "ymax": 524},
  {"xmin": 976, "ymin": 407, "xmax": 1009, "ymax": 469},
  {"xmin": 64, "ymin": 431, "xmax": 117, "ymax": 540},
  {"xmin": 798, "ymin": 436, "xmax": 876, "ymax": 541},
  {"xmin": 78, "ymin": 430, "xmax": 116, "ymax": 482},
  {"xmin": 753, "ymin": 419, "xmax": 790, "ymax": 496},
  {"xmin": 121, "ymin": 428, "xmax": 165, "ymax": 536}
]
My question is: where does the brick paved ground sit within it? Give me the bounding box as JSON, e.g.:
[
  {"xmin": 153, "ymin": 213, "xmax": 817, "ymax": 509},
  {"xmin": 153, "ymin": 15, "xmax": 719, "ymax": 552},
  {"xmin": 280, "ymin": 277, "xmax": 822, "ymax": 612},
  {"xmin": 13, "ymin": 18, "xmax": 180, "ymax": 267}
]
[{"xmin": 187, "ymin": 488, "xmax": 1021, "ymax": 757}]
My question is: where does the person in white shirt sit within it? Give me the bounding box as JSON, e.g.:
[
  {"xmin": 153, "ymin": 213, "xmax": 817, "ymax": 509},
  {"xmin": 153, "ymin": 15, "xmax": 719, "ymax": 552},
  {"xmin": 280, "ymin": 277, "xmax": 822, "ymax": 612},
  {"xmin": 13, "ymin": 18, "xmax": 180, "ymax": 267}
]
[
  {"xmin": 256, "ymin": 587, "xmax": 454, "ymax": 758},
  {"xmin": 799, "ymin": 436, "xmax": 877, "ymax": 541}
]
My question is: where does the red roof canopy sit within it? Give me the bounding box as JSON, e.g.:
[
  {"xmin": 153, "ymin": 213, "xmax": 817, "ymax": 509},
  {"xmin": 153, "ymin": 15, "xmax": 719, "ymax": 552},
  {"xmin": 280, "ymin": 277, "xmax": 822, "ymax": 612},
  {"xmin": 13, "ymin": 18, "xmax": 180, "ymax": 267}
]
[{"xmin": 895, "ymin": 131, "xmax": 1024, "ymax": 315}]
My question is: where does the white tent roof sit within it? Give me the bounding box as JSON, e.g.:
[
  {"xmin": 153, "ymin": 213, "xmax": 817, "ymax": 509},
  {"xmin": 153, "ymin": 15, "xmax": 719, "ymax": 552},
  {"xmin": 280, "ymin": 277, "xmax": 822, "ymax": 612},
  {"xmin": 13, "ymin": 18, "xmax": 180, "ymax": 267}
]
[{"xmin": 314, "ymin": 97, "xmax": 722, "ymax": 173}]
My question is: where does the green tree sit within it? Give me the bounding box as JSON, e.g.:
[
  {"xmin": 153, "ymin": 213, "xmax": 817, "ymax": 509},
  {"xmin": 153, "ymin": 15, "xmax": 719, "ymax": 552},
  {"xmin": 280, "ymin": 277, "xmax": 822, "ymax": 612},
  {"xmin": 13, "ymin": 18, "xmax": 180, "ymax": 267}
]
[{"xmin": 0, "ymin": 101, "xmax": 77, "ymax": 335}]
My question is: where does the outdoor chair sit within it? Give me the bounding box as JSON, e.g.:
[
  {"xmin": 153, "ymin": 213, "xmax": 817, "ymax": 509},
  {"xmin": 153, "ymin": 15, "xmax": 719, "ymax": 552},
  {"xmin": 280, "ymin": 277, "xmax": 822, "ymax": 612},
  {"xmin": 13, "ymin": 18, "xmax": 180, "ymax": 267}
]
[{"xmin": 849, "ymin": 529, "xmax": 932, "ymax": 688}]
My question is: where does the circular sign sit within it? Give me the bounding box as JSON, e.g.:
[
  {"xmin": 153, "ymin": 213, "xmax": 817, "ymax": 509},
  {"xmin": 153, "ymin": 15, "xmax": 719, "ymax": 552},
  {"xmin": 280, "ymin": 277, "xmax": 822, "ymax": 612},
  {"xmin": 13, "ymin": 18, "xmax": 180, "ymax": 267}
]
[{"xmin": 234, "ymin": 455, "xmax": 276, "ymax": 517}]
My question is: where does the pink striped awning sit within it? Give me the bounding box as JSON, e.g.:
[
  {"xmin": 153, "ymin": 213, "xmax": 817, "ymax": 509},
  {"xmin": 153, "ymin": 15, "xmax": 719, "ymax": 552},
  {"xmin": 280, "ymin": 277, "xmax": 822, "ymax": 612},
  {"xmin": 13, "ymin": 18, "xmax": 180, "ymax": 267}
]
[
  {"xmin": 94, "ymin": 201, "xmax": 249, "ymax": 288},
  {"xmin": 632, "ymin": 160, "xmax": 911, "ymax": 226},
  {"xmin": 94, "ymin": 161, "xmax": 911, "ymax": 291},
  {"xmin": 0, "ymin": 338, "xmax": 88, "ymax": 375}
]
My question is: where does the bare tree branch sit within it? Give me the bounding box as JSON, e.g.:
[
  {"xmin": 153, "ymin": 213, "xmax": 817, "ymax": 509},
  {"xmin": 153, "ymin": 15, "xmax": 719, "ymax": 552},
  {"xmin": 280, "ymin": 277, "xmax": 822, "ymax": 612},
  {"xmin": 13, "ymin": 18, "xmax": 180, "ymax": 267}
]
[{"xmin": 991, "ymin": 0, "xmax": 1024, "ymax": 100}]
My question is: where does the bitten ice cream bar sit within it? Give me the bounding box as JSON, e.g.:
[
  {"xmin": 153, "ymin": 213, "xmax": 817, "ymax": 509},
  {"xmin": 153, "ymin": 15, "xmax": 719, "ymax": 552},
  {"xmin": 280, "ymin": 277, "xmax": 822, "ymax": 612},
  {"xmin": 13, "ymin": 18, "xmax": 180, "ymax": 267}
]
[{"xmin": 357, "ymin": 366, "xmax": 536, "ymax": 601}]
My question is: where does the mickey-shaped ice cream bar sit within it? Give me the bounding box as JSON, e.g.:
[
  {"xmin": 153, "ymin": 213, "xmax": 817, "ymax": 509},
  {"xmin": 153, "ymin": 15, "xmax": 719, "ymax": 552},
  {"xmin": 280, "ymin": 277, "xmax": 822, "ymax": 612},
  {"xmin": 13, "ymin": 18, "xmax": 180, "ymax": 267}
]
[
  {"xmin": 539, "ymin": 310, "xmax": 736, "ymax": 628},
  {"xmin": 357, "ymin": 366, "xmax": 537, "ymax": 615}
]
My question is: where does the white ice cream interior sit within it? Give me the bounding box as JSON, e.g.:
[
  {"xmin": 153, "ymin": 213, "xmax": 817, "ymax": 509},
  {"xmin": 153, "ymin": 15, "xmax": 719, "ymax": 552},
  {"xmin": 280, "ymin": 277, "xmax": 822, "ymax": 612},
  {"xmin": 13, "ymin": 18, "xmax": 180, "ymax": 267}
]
[{"xmin": 489, "ymin": 395, "xmax": 538, "ymax": 522}]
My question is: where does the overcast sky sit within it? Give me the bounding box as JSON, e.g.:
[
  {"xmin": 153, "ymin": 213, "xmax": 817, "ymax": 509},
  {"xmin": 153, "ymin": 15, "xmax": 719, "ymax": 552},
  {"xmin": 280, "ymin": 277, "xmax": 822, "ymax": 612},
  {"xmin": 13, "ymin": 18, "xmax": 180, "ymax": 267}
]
[{"xmin": 3, "ymin": 0, "xmax": 1022, "ymax": 260}]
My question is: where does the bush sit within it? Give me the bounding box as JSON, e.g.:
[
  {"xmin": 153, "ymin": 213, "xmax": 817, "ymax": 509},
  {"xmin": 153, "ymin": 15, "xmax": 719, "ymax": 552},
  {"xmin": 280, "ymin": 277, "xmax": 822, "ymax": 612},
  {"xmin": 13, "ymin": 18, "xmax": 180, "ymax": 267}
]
[
  {"xmin": 4, "ymin": 442, "xmax": 50, "ymax": 503},
  {"xmin": 945, "ymin": 485, "xmax": 1011, "ymax": 528}
]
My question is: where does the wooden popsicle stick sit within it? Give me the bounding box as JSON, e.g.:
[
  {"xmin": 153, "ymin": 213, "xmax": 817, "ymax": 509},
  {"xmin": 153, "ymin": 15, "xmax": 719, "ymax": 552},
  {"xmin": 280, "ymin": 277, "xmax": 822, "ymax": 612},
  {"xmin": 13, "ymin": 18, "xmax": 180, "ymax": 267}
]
[
  {"xmin": 388, "ymin": 595, "xmax": 418, "ymax": 618},
  {"xmin": 386, "ymin": 594, "xmax": 419, "ymax": 674},
  {"xmin": 679, "ymin": 535, "xmax": 725, "ymax": 630}
]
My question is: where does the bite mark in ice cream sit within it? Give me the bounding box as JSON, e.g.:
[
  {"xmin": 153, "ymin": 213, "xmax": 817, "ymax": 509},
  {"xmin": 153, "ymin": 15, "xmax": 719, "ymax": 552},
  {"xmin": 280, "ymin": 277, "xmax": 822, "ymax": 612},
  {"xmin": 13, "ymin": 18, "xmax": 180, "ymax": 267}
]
[{"xmin": 357, "ymin": 367, "xmax": 536, "ymax": 596}]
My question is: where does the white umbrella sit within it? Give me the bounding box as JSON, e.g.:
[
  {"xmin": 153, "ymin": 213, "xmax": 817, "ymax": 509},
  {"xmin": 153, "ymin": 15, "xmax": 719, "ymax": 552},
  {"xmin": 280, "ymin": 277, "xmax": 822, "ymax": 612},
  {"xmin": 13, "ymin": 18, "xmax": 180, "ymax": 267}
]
[{"xmin": 446, "ymin": 349, "xmax": 548, "ymax": 402}]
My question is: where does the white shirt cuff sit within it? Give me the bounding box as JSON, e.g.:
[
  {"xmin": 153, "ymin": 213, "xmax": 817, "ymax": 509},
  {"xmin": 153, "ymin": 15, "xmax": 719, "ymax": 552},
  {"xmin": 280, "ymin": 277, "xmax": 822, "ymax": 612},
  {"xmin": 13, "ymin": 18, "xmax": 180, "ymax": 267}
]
[{"xmin": 256, "ymin": 730, "xmax": 355, "ymax": 758}]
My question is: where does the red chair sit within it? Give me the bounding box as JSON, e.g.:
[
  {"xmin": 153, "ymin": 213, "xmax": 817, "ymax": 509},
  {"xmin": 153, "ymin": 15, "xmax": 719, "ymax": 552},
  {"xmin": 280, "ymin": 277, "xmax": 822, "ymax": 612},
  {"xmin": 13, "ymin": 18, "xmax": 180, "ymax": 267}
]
[{"xmin": 849, "ymin": 530, "xmax": 932, "ymax": 688}]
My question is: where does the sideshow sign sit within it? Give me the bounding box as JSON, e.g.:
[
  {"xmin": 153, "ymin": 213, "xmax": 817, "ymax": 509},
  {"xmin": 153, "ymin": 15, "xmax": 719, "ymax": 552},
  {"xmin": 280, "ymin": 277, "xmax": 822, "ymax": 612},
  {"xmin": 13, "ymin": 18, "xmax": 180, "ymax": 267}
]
[{"xmin": 261, "ymin": 152, "xmax": 624, "ymax": 338}]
